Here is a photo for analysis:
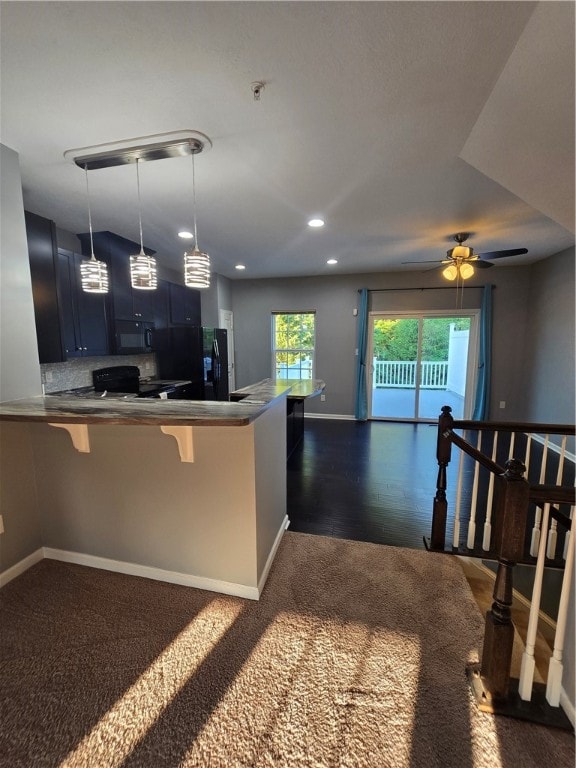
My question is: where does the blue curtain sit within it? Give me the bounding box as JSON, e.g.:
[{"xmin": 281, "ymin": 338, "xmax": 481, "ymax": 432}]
[
  {"xmin": 472, "ymin": 284, "xmax": 493, "ymax": 421},
  {"xmin": 354, "ymin": 288, "xmax": 369, "ymax": 421}
]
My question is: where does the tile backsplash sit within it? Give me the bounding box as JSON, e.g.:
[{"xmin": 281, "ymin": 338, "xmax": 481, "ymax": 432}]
[{"xmin": 41, "ymin": 354, "xmax": 157, "ymax": 393}]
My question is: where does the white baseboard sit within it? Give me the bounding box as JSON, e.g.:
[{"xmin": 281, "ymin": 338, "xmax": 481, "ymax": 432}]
[
  {"xmin": 560, "ymin": 687, "xmax": 575, "ymax": 726},
  {"xmin": 0, "ymin": 548, "xmax": 44, "ymax": 588},
  {"xmin": 257, "ymin": 514, "xmax": 290, "ymax": 596},
  {"xmin": 1, "ymin": 517, "xmax": 291, "ymax": 601},
  {"xmin": 305, "ymin": 413, "xmax": 355, "ymax": 420},
  {"xmin": 42, "ymin": 547, "xmax": 261, "ymax": 600}
]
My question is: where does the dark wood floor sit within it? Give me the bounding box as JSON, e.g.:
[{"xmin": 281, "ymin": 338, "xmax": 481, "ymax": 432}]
[
  {"xmin": 287, "ymin": 417, "xmax": 567, "ymax": 618},
  {"xmin": 287, "ymin": 418, "xmax": 442, "ymax": 549}
]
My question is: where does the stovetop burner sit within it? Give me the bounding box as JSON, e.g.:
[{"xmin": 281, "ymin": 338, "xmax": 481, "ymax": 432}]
[{"xmin": 93, "ymin": 365, "xmax": 141, "ymax": 393}]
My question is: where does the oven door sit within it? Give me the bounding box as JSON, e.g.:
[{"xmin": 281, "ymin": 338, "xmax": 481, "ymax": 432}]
[{"xmin": 115, "ymin": 320, "xmax": 155, "ymax": 354}]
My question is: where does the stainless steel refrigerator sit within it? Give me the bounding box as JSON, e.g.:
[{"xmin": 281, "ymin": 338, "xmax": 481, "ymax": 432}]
[{"xmin": 153, "ymin": 326, "xmax": 229, "ymax": 400}]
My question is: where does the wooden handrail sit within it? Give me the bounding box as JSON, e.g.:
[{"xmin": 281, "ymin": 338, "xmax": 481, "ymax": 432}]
[
  {"xmin": 430, "ymin": 406, "xmax": 576, "ymax": 723},
  {"xmin": 444, "ymin": 429, "xmax": 505, "ymax": 475},
  {"xmin": 451, "ymin": 420, "xmax": 575, "ymax": 435},
  {"xmin": 530, "ymin": 485, "xmax": 576, "ymax": 507}
]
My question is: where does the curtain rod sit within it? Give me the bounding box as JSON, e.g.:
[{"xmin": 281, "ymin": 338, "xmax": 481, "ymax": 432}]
[{"xmin": 358, "ymin": 286, "xmax": 493, "ymax": 293}]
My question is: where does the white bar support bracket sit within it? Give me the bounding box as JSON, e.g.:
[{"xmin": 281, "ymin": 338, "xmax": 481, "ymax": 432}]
[
  {"xmin": 48, "ymin": 423, "xmax": 90, "ymax": 453},
  {"xmin": 160, "ymin": 426, "xmax": 195, "ymax": 463}
]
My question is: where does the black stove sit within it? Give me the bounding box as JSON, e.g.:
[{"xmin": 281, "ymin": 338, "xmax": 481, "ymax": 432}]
[{"xmin": 91, "ymin": 366, "xmax": 190, "ymax": 399}]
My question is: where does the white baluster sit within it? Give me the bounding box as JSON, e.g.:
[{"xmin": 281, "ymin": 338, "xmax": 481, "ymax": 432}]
[
  {"xmin": 482, "ymin": 431, "xmax": 499, "ymax": 550},
  {"xmin": 564, "ymin": 506, "xmax": 574, "ymax": 560},
  {"xmin": 519, "ymin": 503, "xmax": 551, "ymax": 701},
  {"xmin": 452, "ymin": 435, "xmax": 465, "ymax": 549},
  {"xmin": 546, "ymin": 436, "xmax": 567, "ymax": 560},
  {"xmin": 546, "ymin": 516, "xmax": 575, "ymax": 706},
  {"xmin": 467, "ymin": 431, "xmax": 482, "ymax": 550},
  {"xmin": 507, "ymin": 431, "xmax": 516, "ymax": 461},
  {"xmin": 530, "ymin": 434, "xmax": 549, "ymax": 557}
]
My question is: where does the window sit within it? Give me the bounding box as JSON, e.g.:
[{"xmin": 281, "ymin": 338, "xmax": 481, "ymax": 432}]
[{"xmin": 272, "ymin": 312, "xmax": 315, "ymax": 380}]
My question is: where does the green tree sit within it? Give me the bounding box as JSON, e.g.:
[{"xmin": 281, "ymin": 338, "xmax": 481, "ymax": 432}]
[
  {"xmin": 373, "ymin": 317, "xmax": 470, "ymax": 361},
  {"xmin": 274, "ymin": 313, "xmax": 315, "ymax": 368}
]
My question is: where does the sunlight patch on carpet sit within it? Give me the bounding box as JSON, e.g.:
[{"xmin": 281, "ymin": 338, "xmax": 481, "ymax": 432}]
[
  {"xmin": 177, "ymin": 615, "xmax": 422, "ymax": 766},
  {"xmin": 59, "ymin": 598, "xmax": 243, "ymax": 768}
]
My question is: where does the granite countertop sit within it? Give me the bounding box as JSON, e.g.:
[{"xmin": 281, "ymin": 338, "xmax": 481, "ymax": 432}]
[
  {"xmin": 0, "ymin": 379, "xmax": 325, "ymax": 427},
  {"xmin": 0, "ymin": 392, "xmax": 285, "ymax": 427},
  {"xmin": 231, "ymin": 378, "xmax": 325, "ymax": 401}
]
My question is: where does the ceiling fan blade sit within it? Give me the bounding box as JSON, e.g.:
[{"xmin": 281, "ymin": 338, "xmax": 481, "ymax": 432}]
[
  {"xmin": 402, "ymin": 259, "xmax": 445, "ymax": 264},
  {"xmin": 478, "ymin": 248, "xmax": 528, "ymax": 260},
  {"xmin": 474, "ymin": 260, "xmax": 494, "ymax": 269}
]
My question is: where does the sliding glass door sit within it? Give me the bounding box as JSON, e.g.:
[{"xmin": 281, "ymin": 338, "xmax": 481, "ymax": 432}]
[{"xmin": 367, "ymin": 311, "xmax": 479, "ymax": 421}]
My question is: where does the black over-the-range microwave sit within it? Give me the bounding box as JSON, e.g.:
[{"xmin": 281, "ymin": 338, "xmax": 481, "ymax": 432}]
[{"xmin": 114, "ymin": 319, "xmax": 154, "ymax": 355}]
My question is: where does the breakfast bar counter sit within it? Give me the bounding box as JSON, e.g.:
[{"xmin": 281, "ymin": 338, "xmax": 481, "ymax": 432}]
[
  {"xmin": 230, "ymin": 378, "xmax": 325, "ymax": 457},
  {"xmin": 0, "ymin": 391, "xmax": 281, "ymax": 426},
  {"xmin": 0, "ymin": 390, "xmax": 290, "ymax": 600}
]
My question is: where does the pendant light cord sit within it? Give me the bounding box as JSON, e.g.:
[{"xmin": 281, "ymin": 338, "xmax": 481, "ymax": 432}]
[
  {"xmin": 191, "ymin": 146, "xmax": 198, "ymax": 249},
  {"xmin": 84, "ymin": 165, "xmax": 96, "ymax": 261},
  {"xmin": 135, "ymin": 158, "xmax": 145, "ymax": 255}
]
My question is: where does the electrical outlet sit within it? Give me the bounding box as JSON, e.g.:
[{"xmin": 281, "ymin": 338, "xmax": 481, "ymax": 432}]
[
  {"xmin": 499, "ymin": 401, "xmax": 506, "ymax": 409},
  {"xmin": 45, "ymin": 371, "xmax": 53, "ymax": 383},
  {"xmin": 0, "ymin": 515, "xmax": 4, "ymax": 535},
  {"xmin": 321, "ymin": 394, "xmax": 326, "ymax": 402}
]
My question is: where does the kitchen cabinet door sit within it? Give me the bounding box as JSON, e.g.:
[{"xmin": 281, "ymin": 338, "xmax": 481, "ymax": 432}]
[
  {"xmin": 57, "ymin": 250, "xmax": 81, "ymax": 358},
  {"xmin": 72, "ymin": 253, "xmax": 110, "ymax": 355},
  {"xmin": 153, "ymin": 280, "xmax": 171, "ymax": 329},
  {"xmin": 57, "ymin": 250, "xmax": 110, "ymax": 357},
  {"xmin": 169, "ymin": 282, "xmax": 201, "ymax": 325},
  {"xmin": 25, "ymin": 211, "xmax": 66, "ymax": 363}
]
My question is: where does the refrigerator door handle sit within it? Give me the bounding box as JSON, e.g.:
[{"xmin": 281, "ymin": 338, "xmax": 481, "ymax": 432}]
[{"xmin": 212, "ymin": 340, "xmax": 220, "ymax": 398}]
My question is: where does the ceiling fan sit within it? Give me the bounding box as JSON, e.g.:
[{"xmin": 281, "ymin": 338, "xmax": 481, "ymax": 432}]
[{"xmin": 403, "ymin": 232, "xmax": 528, "ymax": 281}]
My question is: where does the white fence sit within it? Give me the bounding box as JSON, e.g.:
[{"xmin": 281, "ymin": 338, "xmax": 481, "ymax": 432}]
[{"xmin": 373, "ymin": 360, "xmax": 448, "ymax": 389}]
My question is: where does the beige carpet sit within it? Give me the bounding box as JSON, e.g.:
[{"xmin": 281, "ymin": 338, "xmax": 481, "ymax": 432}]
[{"xmin": 0, "ymin": 532, "xmax": 573, "ymax": 768}]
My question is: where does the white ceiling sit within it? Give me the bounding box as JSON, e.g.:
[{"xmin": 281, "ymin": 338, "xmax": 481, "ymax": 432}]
[{"xmin": 1, "ymin": 1, "xmax": 574, "ymax": 281}]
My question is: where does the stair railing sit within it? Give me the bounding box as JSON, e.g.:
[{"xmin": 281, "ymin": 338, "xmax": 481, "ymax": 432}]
[{"xmin": 429, "ymin": 405, "xmax": 575, "ymax": 725}]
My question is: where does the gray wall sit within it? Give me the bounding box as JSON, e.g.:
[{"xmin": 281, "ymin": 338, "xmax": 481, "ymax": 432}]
[
  {"xmin": 201, "ymin": 273, "xmax": 233, "ymax": 329},
  {"xmin": 0, "ymin": 144, "xmax": 42, "ymax": 402},
  {"xmin": 520, "ymin": 246, "xmax": 575, "ymax": 425},
  {"xmin": 519, "ymin": 246, "xmax": 575, "ymax": 709},
  {"xmin": 0, "ymin": 144, "xmax": 43, "ymax": 570},
  {"xmin": 231, "ymin": 265, "xmax": 535, "ymax": 420}
]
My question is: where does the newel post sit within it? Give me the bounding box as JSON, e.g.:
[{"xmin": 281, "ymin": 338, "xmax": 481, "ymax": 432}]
[
  {"xmin": 430, "ymin": 405, "xmax": 453, "ymax": 550},
  {"xmin": 480, "ymin": 458, "xmax": 530, "ymax": 701}
]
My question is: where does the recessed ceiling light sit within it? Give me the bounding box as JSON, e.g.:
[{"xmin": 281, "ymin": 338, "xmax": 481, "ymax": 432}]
[
  {"xmin": 178, "ymin": 230, "xmax": 194, "ymax": 239},
  {"xmin": 327, "ymin": 258, "xmax": 338, "ymax": 265},
  {"xmin": 235, "ymin": 264, "xmax": 246, "ymax": 270},
  {"xmin": 308, "ymin": 218, "xmax": 325, "ymax": 228}
]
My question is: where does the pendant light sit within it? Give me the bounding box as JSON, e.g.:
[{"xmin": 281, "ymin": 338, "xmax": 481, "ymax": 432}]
[
  {"xmin": 130, "ymin": 158, "xmax": 157, "ymax": 290},
  {"xmin": 184, "ymin": 145, "xmax": 211, "ymax": 289},
  {"xmin": 80, "ymin": 166, "xmax": 109, "ymax": 293}
]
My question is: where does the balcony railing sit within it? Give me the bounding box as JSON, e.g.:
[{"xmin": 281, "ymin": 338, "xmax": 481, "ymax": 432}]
[{"xmin": 373, "ymin": 360, "xmax": 448, "ymax": 389}]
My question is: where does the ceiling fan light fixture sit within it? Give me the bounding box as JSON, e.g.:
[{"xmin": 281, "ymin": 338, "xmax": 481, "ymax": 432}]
[
  {"xmin": 459, "ymin": 262, "xmax": 474, "ymax": 280},
  {"xmin": 449, "ymin": 245, "xmax": 473, "ymax": 260},
  {"xmin": 442, "ymin": 264, "xmax": 458, "ymax": 281}
]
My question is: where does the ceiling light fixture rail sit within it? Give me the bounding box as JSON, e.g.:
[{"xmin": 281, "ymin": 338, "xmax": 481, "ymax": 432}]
[{"xmin": 64, "ymin": 130, "xmax": 212, "ymax": 170}]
